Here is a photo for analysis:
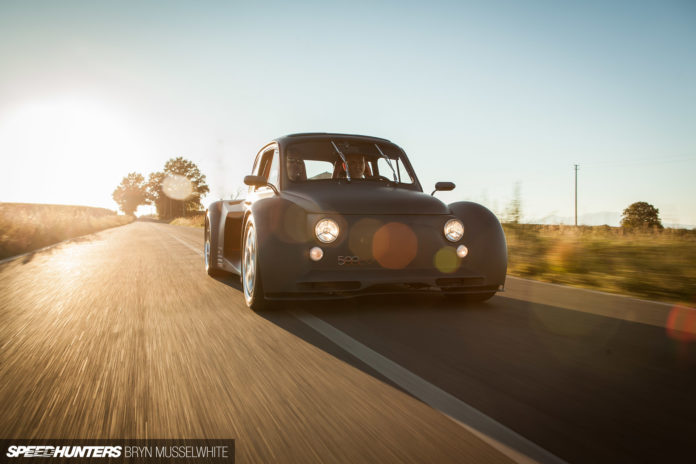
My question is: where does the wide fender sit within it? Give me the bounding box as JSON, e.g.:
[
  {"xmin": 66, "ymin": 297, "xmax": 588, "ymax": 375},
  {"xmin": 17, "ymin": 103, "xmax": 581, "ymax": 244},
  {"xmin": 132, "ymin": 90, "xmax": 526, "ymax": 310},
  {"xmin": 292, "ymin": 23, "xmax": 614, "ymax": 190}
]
[
  {"xmin": 449, "ymin": 201, "xmax": 507, "ymax": 286},
  {"xmin": 206, "ymin": 201, "xmax": 224, "ymax": 231},
  {"xmin": 204, "ymin": 201, "xmax": 226, "ymax": 269},
  {"xmin": 247, "ymin": 197, "xmax": 310, "ymax": 292}
]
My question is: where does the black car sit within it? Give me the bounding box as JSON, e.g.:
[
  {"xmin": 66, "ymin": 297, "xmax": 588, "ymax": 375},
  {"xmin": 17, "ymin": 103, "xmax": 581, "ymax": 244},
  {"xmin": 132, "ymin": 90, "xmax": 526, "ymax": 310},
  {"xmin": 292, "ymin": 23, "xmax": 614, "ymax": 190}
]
[{"xmin": 205, "ymin": 133, "xmax": 507, "ymax": 310}]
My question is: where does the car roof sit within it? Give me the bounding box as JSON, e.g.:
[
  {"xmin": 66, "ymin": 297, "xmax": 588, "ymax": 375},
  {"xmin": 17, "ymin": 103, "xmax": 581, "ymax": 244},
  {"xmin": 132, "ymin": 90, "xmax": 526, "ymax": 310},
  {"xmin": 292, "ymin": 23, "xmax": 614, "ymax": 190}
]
[{"xmin": 275, "ymin": 132, "xmax": 392, "ymax": 145}]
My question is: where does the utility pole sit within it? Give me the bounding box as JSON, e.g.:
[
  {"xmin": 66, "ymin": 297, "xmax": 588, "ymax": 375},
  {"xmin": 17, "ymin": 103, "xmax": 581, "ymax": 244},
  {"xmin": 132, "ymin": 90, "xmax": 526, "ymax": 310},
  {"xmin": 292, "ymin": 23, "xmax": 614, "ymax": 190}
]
[{"xmin": 574, "ymin": 164, "xmax": 579, "ymax": 226}]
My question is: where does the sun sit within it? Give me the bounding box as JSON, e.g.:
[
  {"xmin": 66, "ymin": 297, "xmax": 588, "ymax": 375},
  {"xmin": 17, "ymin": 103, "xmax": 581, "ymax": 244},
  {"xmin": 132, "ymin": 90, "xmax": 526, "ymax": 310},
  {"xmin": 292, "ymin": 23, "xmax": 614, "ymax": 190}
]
[{"xmin": 0, "ymin": 96, "xmax": 145, "ymax": 208}]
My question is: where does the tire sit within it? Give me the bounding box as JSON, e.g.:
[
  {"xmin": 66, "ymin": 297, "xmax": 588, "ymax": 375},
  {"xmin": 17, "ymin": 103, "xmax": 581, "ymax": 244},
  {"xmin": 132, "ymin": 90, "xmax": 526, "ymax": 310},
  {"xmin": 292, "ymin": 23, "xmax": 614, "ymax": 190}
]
[
  {"xmin": 444, "ymin": 291, "xmax": 496, "ymax": 304},
  {"xmin": 242, "ymin": 220, "xmax": 269, "ymax": 310},
  {"xmin": 205, "ymin": 217, "xmax": 224, "ymax": 276}
]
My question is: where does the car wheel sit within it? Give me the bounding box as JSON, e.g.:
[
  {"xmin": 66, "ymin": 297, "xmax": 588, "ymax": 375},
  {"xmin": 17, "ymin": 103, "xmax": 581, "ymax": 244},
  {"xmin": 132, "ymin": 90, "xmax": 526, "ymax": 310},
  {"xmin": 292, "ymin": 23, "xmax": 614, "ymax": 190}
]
[
  {"xmin": 242, "ymin": 221, "xmax": 269, "ymax": 310},
  {"xmin": 444, "ymin": 291, "xmax": 496, "ymax": 304},
  {"xmin": 205, "ymin": 218, "xmax": 223, "ymax": 276}
]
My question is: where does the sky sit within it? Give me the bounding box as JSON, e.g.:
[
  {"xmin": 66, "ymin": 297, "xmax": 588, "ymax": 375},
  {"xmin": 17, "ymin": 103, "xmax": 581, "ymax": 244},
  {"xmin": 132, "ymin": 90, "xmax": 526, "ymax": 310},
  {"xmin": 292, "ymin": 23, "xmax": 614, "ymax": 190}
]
[{"xmin": 1, "ymin": 0, "xmax": 694, "ymax": 226}]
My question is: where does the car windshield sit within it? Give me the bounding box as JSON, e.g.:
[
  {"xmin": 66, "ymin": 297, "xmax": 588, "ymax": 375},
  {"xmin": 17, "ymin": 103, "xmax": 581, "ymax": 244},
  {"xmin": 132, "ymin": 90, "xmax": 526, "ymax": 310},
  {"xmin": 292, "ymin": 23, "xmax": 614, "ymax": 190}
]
[{"xmin": 285, "ymin": 139, "xmax": 416, "ymax": 185}]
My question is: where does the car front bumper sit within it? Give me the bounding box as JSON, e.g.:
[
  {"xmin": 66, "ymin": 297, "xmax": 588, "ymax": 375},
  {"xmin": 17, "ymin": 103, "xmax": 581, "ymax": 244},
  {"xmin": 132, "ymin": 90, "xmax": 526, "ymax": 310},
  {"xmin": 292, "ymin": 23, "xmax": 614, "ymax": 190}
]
[{"xmin": 258, "ymin": 213, "xmax": 507, "ymax": 299}]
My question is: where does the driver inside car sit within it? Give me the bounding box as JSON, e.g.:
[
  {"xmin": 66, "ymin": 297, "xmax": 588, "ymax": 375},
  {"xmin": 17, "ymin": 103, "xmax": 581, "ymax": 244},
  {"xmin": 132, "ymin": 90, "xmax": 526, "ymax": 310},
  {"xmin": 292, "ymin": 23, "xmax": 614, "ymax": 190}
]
[
  {"xmin": 345, "ymin": 153, "xmax": 366, "ymax": 179},
  {"xmin": 286, "ymin": 150, "xmax": 307, "ymax": 181}
]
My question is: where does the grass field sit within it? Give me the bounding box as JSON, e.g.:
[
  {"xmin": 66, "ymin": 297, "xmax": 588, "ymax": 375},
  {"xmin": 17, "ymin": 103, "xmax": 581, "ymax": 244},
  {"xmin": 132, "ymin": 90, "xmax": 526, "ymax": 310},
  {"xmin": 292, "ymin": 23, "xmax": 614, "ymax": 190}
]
[
  {"xmin": 0, "ymin": 203, "xmax": 133, "ymax": 260},
  {"xmin": 169, "ymin": 214, "xmax": 205, "ymax": 228},
  {"xmin": 503, "ymin": 223, "xmax": 696, "ymax": 306}
]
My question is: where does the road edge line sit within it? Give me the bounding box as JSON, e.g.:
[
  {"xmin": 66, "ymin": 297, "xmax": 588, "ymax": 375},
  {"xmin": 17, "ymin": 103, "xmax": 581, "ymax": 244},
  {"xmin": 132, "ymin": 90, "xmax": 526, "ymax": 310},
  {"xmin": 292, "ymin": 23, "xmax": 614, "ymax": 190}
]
[
  {"xmin": 164, "ymin": 230, "xmax": 205, "ymax": 256},
  {"xmin": 292, "ymin": 309, "xmax": 566, "ymax": 464}
]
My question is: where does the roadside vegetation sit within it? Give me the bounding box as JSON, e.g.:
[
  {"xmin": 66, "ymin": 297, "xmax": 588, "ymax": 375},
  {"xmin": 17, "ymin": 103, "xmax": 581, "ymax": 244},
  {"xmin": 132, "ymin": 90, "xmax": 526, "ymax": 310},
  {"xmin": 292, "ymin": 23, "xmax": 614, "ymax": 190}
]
[
  {"xmin": 503, "ymin": 223, "xmax": 696, "ymax": 305},
  {"xmin": 169, "ymin": 214, "xmax": 205, "ymax": 228},
  {"xmin": 113, "ymin": 157, "xmax": 209, "ymax": 219},
  {"xmin": 0, "ymin": 203, "xmax": 133, "ymax": 260}
]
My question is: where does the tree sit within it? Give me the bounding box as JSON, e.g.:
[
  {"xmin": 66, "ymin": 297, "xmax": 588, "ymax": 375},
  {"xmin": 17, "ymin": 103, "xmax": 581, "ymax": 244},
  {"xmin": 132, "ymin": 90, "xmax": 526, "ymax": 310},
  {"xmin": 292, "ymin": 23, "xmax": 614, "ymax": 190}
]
[
  {"xmin": 145, "ymin": 171, "xmax": 168, "ymax": 218},
  {"xmin": 147, "ymin": 157, "xmax": 210, "ymax": 220},
  {"xmin": 621, "ymin": 201, "xmax": 663, "ymax": 230},
  {"xmin": 112, "ymin": 172, "xmax": 149, "ymax": 216}
]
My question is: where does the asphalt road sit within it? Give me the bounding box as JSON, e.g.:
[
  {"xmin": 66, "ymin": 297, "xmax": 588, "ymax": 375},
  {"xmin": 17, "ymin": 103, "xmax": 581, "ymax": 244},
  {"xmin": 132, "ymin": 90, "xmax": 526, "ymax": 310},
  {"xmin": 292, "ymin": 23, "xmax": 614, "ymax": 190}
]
[{"xmin": 1, "ymin": 221, "xmax": 694, "ymax": 463}]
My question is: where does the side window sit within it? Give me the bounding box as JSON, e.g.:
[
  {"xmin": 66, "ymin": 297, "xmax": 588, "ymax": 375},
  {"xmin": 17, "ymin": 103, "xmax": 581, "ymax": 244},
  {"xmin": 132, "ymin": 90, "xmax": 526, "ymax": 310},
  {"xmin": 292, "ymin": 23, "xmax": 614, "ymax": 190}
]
[
  {"xmin": 252, "ymin": 147, "xmax": 278, "ymax": 192},
  {"xmin": 252, "ymin": 152, "xmax": 266, "ymax": 176},
  {"xmin": 266, "ymin": 149, "xmax": 280, "ymax": 187},
  {"xmin": 249, "ymin": 154, "xmax": 262, "ymax": 193}
]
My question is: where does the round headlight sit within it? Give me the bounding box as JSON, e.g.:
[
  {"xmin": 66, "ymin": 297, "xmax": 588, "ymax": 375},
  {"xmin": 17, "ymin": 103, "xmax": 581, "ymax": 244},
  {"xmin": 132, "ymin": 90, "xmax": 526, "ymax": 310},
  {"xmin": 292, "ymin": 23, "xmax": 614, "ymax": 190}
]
[
  {"xmin": 315, "ymin": 218, "xmax": 339, "ymax": 243},
  {"xmin": 444, "ymin": 219, "xmax": 464, "ymax": 242},
  {"xmin": 456, "ymin": 244, "xmax": 469, "ymax": 258},
  {"xmin": 309, "ymin": 246, "xmax": 324, "ymax": 261}
]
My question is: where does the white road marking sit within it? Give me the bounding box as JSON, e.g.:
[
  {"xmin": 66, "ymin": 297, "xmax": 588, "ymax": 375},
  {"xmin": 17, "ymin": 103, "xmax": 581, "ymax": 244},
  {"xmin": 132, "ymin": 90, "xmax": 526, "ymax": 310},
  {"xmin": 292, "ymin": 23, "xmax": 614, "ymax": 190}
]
[
  {"xmin": 163, "ymin": 229, "xmax": 205, "ymax": 256},
  {"xmin": 292, "ymin": 309, "xmax": 566, "ymax": 464},
  {"xmin": 164, "ymin": 226, "xmax": 565, "ymax": 462}
]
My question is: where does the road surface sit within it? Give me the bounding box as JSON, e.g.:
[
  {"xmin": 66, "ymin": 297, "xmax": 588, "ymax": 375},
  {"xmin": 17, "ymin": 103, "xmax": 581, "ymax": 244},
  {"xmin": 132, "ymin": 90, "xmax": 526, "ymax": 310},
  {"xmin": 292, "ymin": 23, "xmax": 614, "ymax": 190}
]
[{"xmin": 1, "ymin": 221, "xmax": 694, "ymax": 463}]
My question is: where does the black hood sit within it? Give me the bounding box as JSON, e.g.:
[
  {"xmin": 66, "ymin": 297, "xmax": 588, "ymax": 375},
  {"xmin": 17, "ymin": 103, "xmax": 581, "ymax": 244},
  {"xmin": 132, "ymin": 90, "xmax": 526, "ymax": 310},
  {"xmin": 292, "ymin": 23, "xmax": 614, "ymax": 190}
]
[{"xmin": 283, "ymin": 183, "xmax": 450, "ymax": 215}]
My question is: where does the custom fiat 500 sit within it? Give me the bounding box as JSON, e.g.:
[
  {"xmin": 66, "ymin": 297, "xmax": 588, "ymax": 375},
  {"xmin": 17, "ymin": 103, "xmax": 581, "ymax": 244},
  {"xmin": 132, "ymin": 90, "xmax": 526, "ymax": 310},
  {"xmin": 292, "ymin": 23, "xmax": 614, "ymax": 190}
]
[{"xmin": 205, "ymin": 133, "xmax": 507, "ymax": 310}]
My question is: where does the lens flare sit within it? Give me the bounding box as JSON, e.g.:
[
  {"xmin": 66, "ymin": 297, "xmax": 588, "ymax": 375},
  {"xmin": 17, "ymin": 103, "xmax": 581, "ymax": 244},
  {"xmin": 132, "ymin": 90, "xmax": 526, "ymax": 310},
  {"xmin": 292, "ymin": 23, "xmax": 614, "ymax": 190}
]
[
  {"xmin": 530, "ymin": 306, "xmax": 622, "ymax": 364},
  {"xmin": 349, "ymin": 218, "xmax": 382, "ymax": 259},
  {"xmin": 280, "ymin": 203, "xmax": 307, "ymax": 243},
  {"xmin": 162, "ymin": 174, "xmax": 193, "ymax": 200},
  {"xmin": 372, "ymin": 222, "xmax": 417, "ymax": 269},
  {"xmin": 666, "ymin": 306, "xmax": 696, "ymax": 342},
  {"xmin": 434, "ymin": 247, "xmax": 460, "ymax": 273}
]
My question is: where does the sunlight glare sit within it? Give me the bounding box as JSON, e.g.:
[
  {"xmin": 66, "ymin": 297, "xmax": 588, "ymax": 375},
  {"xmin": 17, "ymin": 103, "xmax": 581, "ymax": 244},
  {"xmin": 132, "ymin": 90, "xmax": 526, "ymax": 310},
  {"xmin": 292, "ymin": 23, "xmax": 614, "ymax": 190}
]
[
  {"xmin": 0, "ymin": 97, "xmax": 145, "ymax": 208},
  {"xmin": 162, "ymin": 174, "xmax": 193, "ymax": 200}
]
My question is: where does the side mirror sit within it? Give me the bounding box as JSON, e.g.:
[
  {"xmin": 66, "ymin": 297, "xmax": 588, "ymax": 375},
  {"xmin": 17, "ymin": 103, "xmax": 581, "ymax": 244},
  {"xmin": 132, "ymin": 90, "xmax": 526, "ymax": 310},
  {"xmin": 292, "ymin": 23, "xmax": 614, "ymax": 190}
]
[
  {"xmin": 244, "ymin": 175, "xmax": 268, "ymax": 187},
  {"xmin": 244, "ymin": 175, "xmax": 279, "ymax": 195},
  {"xmin": 431, "ymin": 181, "xmax": 456, "ymax": 196}
]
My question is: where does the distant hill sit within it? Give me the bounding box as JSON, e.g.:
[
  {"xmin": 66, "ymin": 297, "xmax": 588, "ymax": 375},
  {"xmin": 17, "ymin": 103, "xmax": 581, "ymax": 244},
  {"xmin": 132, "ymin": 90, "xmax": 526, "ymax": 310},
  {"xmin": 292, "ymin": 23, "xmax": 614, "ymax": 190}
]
[
  {"xmin": 527, "ymin": 211, "xmax": 694, "ymax": 229},
  {"xmin": 529, "ymin": 211, "xmax": 621, "ymax": 227}
]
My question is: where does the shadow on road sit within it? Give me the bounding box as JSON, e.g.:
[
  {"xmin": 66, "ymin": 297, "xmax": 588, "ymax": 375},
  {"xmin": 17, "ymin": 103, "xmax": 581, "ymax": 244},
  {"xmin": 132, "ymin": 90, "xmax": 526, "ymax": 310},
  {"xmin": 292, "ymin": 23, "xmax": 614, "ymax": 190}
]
[
  {"xmin": 211, "ymin": 273, "xmax": 243, "ymax": 291},
  {"xmin": 10, "ymin": 235, "xmax": 98, "ymax": 265},
  {"xmin": 245, "ymin": 287, "xmax": 696, "ymax": 464},
  {"xmin": 258, "ymin": 294, "xmax": 486, "ymax": 396},
  {"xmin": 212, "ymin": 275, "xmax": 495, "ymax": 391},
  {"xmin": 209, "ymin": 271, "xmax": 696, "ymax": 463}
]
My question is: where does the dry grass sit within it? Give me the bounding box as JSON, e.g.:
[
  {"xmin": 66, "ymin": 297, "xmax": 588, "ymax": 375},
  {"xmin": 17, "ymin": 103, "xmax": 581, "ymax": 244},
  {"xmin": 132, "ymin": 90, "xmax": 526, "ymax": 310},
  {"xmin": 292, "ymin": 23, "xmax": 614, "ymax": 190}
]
[
  {"xmin": 169, "ymin": 214, "xmax": 205, "ymax": 228},
  {"xmin": 504, "ymin": 223, "xmax": 696, "ymax": 305},
  {"xmin": 0, "ymin": 203, "xmax": 134, "ymax": 260}
]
